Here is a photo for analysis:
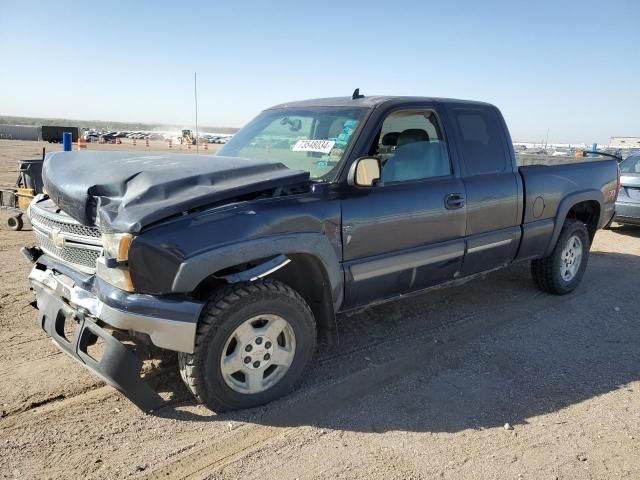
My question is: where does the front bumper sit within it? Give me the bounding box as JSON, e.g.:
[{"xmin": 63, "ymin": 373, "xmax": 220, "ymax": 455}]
[
  {"xmin": 28, "ymin": 262, "xmax": 203, "ymax": 353},
  {"xmin": 614, "ymin": 201, "xmax": 640, "ymax": 225},
  {"xmin": 32, "ymin": 283, "xmax": 164, "ymax": 411},
  {"xmin": 27, "ymin": 257, "xmax": 204, "ymax": 411}
]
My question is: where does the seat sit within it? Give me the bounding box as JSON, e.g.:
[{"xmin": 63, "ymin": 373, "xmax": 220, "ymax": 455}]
[
  {"xmin": 396, "ymin": 128, "xmax": 429, "ymax": 147},
  {"xmin": 378, "ymin": 132, "xmax": 400, "ymax": 159},
  {"xmin": 381, "ymin": 129, "xmax": 450, "ymax": 182},
  {"xmin": 381, "ymin": 131, "xmax": 400, "ymax": 147}
]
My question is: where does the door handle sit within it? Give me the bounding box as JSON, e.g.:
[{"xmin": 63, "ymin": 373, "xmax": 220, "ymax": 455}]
[{"xmin": 445, "ymin": 193, "xmax": 465, "ymax": 210}]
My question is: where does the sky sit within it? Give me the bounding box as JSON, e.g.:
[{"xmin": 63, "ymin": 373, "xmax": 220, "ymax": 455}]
[{"xmin": 1, "ymin": 0, "xmax": 639, "ymax": 144}]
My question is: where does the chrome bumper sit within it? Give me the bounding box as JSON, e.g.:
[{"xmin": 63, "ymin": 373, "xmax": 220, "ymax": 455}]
[{"xmin": 28, "ymin": 266, "xmax": 200, "ymax": 353}]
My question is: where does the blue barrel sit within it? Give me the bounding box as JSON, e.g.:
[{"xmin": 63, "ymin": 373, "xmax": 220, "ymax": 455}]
[
  {"xmin": 592, "ymin": 143, "xmax": 598, "ymax": 153},
  {"xmin": 63, "ymin": 132, "xmax": 72, "ymax": 151}
]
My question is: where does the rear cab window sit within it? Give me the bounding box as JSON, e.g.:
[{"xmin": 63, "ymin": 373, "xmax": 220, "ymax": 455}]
[{"xmin": 451, "ymin": 107, "xmax": 511, "ymax": 175}]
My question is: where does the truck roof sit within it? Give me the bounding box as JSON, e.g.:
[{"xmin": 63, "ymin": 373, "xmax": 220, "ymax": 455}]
[{"xmin": 268, "ymin": 95, "xmax": 493, "ymax": 110}]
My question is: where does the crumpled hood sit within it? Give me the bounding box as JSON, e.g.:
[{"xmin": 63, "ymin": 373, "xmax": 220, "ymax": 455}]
[{"xmin": 43, "ymin": 151, "xmax": 309, "ymax": 233}]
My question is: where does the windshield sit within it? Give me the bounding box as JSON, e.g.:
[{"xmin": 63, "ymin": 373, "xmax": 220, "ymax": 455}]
[
  {"xmin": 620, "ymin": 155, "xmax": 640, "ymax": 174},
  {"xmin": 218, "ymin": 107, "xmax": 367, "ymax": 180}
]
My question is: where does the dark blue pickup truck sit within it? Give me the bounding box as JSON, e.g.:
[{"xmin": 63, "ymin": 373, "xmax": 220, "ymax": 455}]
[{"xmin": 24, "ymin": 94, "xmax": 619, "ymax": 411}]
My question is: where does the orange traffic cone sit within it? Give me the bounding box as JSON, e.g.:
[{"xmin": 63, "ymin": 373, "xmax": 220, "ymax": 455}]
[{"xmin": 77, "ymin": 136, "xmax": 87, "ymax": 150}]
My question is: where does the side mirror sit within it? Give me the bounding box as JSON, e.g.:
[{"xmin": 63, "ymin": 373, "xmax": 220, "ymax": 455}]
[{"xmin": 348, "ymin": 157, "xmax": 382, "ymax": 187}]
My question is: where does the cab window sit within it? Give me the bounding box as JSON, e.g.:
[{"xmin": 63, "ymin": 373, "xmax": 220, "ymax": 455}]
[
  {"xmin": 452, "ymin": 108, "xmax": 509, "ymax": 175},
  {"xmin": 370, "ymin": 109, "xmax": 452, "ymax": 183}
]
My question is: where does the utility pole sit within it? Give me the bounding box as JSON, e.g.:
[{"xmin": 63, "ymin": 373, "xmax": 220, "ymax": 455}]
[
  {"xmin": 194, "ymin": 72, "xmax": 199, "ymax": 154},
  {"xmin": 545, "ymin": 128, "xmax": 549, "ymax": 149}
]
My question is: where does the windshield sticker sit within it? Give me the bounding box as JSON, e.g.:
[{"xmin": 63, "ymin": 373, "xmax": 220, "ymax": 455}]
[{"xmin": 292, "ymin": 139, "xmax": 335, "ymax": 154}]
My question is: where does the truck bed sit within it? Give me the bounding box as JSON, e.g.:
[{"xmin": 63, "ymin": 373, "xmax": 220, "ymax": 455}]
[
  {"xmin": 516, "ymin": 153, "xmax": 613, "ymax": 167},
  {"xmin": 518, "ymin": 159, "xmax": 618, "ymax": 226}
]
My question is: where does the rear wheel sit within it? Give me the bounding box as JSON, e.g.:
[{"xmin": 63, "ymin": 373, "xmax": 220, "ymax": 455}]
[
  {"xmin": 531, "ymin": 219, "xmax": 590, "ymax": 295},
  {"xmin": 179, "ymin": 280, "xmax": 316, "ymax": 411}
]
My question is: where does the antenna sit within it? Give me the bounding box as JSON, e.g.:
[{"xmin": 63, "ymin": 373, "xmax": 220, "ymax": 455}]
[
  {"xmin": 194, "ymin": 72, "xmax": 199, "ymax": 154},
  {"xmin": 352, "ymin": 88, "xmax": 364, "ymax": 100}
]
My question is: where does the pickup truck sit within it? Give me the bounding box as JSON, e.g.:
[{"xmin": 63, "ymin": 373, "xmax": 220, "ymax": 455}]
[{"xmin": 24, "ymin": 94, "xmax": 619, "ymax": 412}]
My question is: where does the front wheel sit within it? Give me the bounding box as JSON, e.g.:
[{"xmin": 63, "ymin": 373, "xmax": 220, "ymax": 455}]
[
  {"xmin": 531, "ymin": 219, "xmax": 590, "ymax": 295},
  {"xmin": 179, "ymin": 280, "xmax": 316, "ymax": 412}
]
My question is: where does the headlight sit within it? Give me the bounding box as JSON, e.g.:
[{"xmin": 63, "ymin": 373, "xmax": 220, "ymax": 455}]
[
  {"xmin": 101, "ymin": 232, "xmax": 133, "ymax": 262},
  {"xmin": 99, "ymin": 233, "xmax": 134, "ymax": 291}
]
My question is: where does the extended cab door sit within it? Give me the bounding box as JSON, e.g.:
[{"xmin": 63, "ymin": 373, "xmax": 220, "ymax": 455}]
[
  {"xmin": 341, "ymin": 105, "xmax": 467, "ymax": 308},
  {"xmin": 445, "ymin": 105, "xmax": 523, "ymax": 275}
]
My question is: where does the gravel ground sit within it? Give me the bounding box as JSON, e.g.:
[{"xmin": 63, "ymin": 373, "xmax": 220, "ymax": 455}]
[{"xmin": 0, "ymin": 139, "xmax": 638, "ymax": 479}]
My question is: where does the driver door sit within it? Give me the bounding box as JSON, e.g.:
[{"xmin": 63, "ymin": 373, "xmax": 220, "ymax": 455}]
[{"xmin": 341, "ymin": 106, "xmax": 467, "ymax": 308}]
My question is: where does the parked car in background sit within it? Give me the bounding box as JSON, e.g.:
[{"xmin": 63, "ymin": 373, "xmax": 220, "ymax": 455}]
[
  {"xmin": 622, "ymin": 149, "xmax": 640, "ymax": 160},
  {"xmin": 614, "ymin": 154, "xmax": 640, "ymax": 226},
  {"xmin": 83, "ymin": 132, "xmax": 100, "ymax": 142},
  {"xmin": 100, "ymin": 133, "xmax": 117, "ymax": 143}
]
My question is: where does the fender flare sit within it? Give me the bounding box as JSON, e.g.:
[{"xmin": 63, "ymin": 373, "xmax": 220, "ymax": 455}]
[
  {"xmin": 545, "ymin": 189, "xmax": 604, "ymax": 255},
  {"xmin": 171, "ymin": 233, "xmax": 344, "ymax": 310}
]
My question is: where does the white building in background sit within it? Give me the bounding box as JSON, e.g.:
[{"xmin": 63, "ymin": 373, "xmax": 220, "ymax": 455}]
[
  {"xmin": 0, "ymin": 124, "xmax": 39, "ymax": 140},
  {"xmin": 609, "ymin": 136, "xmax": 640, "ymax": 148}
]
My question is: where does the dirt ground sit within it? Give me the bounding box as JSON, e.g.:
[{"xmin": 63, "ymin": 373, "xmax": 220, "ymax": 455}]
[{"xmin": 0, "ymin": 139, "xmax": 638, "ymax": 480}]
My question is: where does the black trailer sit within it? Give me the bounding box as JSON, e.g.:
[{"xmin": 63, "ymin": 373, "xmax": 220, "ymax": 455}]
[{"xmin": 41, "ymin": 126, "xmax": 79, "ymax": 143}]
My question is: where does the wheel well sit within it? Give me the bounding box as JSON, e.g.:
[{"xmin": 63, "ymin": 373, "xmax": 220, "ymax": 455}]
[
  {"xmin": 269, "ymin": 253, "xmax": 337, "ymax": 345},
  {"xmin": 193, "ymin": 254, "xmax": 338, "ymax": 345},
  {"xmin": 566, "ymin": 200, "xmax": 600, "ymax": 243}
]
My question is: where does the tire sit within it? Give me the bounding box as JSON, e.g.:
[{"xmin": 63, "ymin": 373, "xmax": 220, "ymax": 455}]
[
  {"xmin": 531, "ymin": 219, "xmax": 590, "ymax": 295},
  {"xmin": 178, "ymin": 280, "xmax": 317, "ymax": 412},
  {"xmin": 7, "ymin": 216, "xmax": 23, "ymax": 231}
]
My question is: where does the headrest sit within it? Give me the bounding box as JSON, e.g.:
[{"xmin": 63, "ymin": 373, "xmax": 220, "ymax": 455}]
[
  {"xmin": 397, "ymin": 129, "xmax": 429, "ymax": 147},
  {"xmin": 381, "ymin": 132, "xmax": 400, "ymax": 146}
]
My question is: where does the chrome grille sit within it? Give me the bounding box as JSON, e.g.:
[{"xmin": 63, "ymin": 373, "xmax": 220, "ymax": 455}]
[
  {"xmin": 29, "ymin": 209, "xmax": 101, "ymax": 239},
  {"xmin": 29, "ymin": 200, "xmax": 102, "ymax": 273},
  {"xmin": 34, "ymin": 230, "xmax": 102, "ymax": 271}
]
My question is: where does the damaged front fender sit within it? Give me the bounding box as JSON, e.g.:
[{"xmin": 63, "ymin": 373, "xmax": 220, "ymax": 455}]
[{"xmin": 221, "ymin": 254, "xmax": 291, "ymax": 283}]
